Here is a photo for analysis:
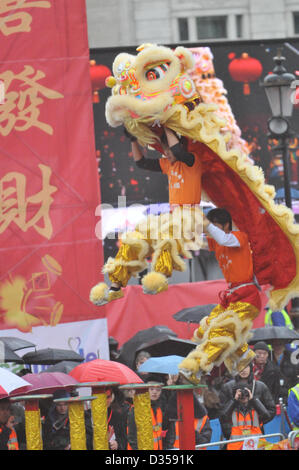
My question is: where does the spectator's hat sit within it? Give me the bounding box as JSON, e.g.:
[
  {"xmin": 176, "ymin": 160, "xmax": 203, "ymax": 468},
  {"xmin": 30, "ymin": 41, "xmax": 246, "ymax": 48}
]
[{"xmin": 253, "ymin": 341, "xmax": 270, "ymax": 352}]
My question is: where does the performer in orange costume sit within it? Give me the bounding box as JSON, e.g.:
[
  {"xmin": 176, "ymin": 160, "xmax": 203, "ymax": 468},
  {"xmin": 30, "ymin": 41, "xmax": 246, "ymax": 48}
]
[
  {"xmin": 179, "ymin": 208, "xmax": 261, "ymax": 382},
  {"xmin": 90, "ymin": 126, "xmax": 207, "ymax": 306}
]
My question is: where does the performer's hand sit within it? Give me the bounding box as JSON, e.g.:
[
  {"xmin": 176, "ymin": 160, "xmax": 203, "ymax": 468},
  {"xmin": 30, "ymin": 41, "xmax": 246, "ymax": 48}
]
[
  {"xmin": 202, "ymin": 214, "xmax": 210, "ymax": 232},
  {"xmin": 163, "ymin": 127, "xmax": 179, "ymax": 146}
]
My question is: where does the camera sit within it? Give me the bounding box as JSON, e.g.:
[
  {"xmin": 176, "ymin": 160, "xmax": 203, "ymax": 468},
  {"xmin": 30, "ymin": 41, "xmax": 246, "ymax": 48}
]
[{"xmin": 239, "ymin": 387, "xmax": 250, "ymax": 399}]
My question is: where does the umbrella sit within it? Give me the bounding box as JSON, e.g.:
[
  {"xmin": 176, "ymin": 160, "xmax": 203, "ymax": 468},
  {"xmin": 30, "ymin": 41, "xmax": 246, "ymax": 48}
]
[
  {"xmin": 173, "ymin": 304, "xmax": 218, "ymax": 323},
  {"xmin": 249, "ymin": 326, "xmax": 299, "ymax": 344},
  {"xmin": 0, "ymin": 337, "xmax": 36, "ymax": 351},
  {"xmin": 275, "ymin": 187, "xmax": 299, "ymax": 200},
  {"xmin": 0, "ymin": 367, "xmax": 31, "ymax": 398},
  {"xmin": 69, "ymin": 359, "xmax": 143, "ymax": 385},
  {"xmin": 117, "ymin": 325, "xmax": 177, "ymax": 369},
  {"xmin": 136, "ymin": 335, "xmax": 196, "ymax": 358},
  {"xmin": 44, "ymin": 361, "xmax": 80, "ymax": 374},
  {"xmin": 138, "ymin": 355, "xmax": 185, "ymax": 375},
  {"xmin": 0, "ymin": 342, "xmax": 24, "ymax": 364},
  {"xmin": 22, "ymin": 348, "xmax": 84, "ymax": 365},
  {"xmin": 11, "ymin": 372, "xmax": 79, "ymax": 396}
]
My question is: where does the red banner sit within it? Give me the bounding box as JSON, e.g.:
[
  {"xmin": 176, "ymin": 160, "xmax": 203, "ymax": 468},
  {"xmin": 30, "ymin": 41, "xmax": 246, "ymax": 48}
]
[
  {"xmin": 106, "ymin": 281, "xmax": 269, "ymax": 347},
  {"xmin": 0, "ymin": 0, "xmax": 104, "ymax": 332}
]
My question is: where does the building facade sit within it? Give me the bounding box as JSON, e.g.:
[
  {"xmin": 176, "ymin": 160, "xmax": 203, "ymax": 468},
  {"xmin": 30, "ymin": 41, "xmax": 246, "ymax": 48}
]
[{"xmin": 86, "ymin": 0, "xmax": 299, "ymax": 48}]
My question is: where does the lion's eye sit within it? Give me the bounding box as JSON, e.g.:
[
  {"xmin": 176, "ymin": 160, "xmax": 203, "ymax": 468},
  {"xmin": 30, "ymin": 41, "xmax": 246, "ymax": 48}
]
[{"xmin": 145, "ymin": 63, "xmax": 170, "ymax": 81}]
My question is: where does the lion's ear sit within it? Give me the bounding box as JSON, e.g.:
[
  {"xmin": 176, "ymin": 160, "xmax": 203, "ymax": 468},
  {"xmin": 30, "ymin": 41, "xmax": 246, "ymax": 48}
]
[{"xmin": 174, "ymin": 46, "xmax": 194, "ymax": 72}]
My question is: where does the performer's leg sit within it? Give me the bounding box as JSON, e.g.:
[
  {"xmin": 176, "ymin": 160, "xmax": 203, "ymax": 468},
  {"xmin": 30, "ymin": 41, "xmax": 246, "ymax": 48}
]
[
  {"xmin": 179, "ymin": 301, "xmax": 260, "ymax": 382},
  {"xmin": 140, "ymin": 206, "xmax": 203, "ymax": 295},
  {"xmin": 141, "ymin": 239, "xmax": 187, "ymax": 295},
  {"xmin": 90, "ymin": 232, "xmax": 150, "ymax": 306}
]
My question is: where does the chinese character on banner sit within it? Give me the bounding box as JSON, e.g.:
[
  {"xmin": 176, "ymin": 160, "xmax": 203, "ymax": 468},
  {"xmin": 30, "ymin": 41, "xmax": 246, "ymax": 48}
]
[
  {"xmin": 0, "ymin": 164, "xmax": 57, "ymax": 239},
  {"xmin": 0, "ymin": 65, "xmax": 64, "ymax": 136},
  {"xmin": 0, "ymin": 0, "xmax": 51, "ymax": 36}
]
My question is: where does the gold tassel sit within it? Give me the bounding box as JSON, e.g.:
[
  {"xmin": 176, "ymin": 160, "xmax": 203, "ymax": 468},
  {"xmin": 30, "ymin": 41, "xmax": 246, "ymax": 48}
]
[
  {"xmin": 68, "ymin": 402, "xmax": 87, "ymax": 450},
  {"xmin": 91, "ymin": 393, "xmax": 109, "ymax": 450},
  {"xmin": 25, "ymin": 409, "xmax": 43, "ymax": 451},
  {"xmin": 134, "ymin": 392, "xmax": 154, "ymax": 450}
]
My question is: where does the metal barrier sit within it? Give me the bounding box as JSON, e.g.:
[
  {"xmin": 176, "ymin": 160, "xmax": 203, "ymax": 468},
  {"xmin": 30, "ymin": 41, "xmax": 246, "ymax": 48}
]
[
  {"xmin": 288, "ymin": 430, "xmax": 299, "ymax": 449},
  {"xmin": 195, "ymin": 433, "xmax": 285, "ymax": 450}
]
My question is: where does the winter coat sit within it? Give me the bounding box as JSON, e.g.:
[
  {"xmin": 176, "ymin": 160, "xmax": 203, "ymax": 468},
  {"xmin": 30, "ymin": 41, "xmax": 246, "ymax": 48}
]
[
  {"xmin": 254, "ymin": 360, "xmax": 281, "ymax": 403},
  {"xmin": 272, "ymin": 351, "xmax": 299, "ymax": 402}
]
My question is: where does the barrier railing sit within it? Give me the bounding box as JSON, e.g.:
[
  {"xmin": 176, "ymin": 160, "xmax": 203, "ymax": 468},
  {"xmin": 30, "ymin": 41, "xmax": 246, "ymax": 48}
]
[
  {"xmin": 195, "ymin": 433, "xmax": 285, "ymax": 450},
  {"xmin": 288, "ymin": 430, "xmax": 299, "ymax": 449}
]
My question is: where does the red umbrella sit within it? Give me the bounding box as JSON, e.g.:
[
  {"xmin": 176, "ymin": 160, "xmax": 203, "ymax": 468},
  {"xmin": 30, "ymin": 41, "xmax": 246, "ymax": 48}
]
[
  {"xmin": 69, "ymin": 359, "xmax": 143, "ymax": 385},
  {"xmin": 11, "ymin": 372, "xmax": 78, "ymax": 396}
]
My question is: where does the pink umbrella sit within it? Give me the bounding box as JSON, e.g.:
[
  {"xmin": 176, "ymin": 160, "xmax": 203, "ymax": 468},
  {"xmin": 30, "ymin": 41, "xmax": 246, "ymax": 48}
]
[
  {"xmin": 69, "ymin": 359, "xmax": 143, "ymax": 385},
  {"xmin": 0, "ymin": 367, "xmax": 31, "ymax": 398},
  {"xmin": 11, "ymin": 372, "xmax": 78, "ymax": 396}
]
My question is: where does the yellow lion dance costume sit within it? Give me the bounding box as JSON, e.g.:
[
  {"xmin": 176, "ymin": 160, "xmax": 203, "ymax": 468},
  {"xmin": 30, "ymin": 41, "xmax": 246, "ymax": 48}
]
[{"xmin": 90, "ymin": 44, "xmax": 299, "ymax": 381}]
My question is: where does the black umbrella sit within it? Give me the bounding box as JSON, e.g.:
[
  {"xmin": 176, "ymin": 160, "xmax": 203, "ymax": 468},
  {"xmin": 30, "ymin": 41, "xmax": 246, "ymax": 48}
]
[
  {"xmin": 136, "ymin": 335, "xmax": 196, "ymax": 358},
  {"xmin": 249, "ymin": 326, "xmax": 299, "ymax": 344},
  {"xmin": 22, "ymin": 348, "xmax": 84, "ymax": 365},
  {"xmin": 173, "ymin": 304, "xmax": 218, "ymax": 324},
  {"xmin": 0, "ymin": 337, "xmax": 36, "ymax": 351},
  {"xmin": 0, "ymin": 342, "xmax": 24, "ymax": 364},
  {"xmin": 42, "ymin": 361, "xmax": 80, "ymax": 374},
  {"xmin": 117, "ymin": 326, "xmax": 177, "ymax": 369}
]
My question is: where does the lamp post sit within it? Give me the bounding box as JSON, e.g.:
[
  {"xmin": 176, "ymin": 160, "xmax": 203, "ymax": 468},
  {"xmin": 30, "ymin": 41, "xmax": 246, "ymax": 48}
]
[{"xmin": 261, "ymin": 48, "xmax": 296, "ymax": 209}]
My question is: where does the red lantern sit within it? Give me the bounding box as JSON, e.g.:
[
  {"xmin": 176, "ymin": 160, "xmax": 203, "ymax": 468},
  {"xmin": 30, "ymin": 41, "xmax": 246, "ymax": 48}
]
[
  {"xmin": 228, "ymin": 52, "xmax": 263, "ymax": 95},
  {"xmin": 90, "ymin": 60, "xmax": 111, "ymax": 103}
]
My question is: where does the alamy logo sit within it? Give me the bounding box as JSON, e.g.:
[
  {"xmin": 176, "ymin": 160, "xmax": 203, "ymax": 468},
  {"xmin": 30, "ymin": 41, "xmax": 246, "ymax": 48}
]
[{"xmin": 290, "ymin": 340, "xmax": 299, "ymax": 365}]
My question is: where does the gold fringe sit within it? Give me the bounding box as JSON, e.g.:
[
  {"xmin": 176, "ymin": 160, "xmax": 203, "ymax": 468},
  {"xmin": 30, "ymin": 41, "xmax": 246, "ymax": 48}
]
[
  {"xmin": 133, "ymin": 392, "xmax": 154, "ymax": 450},
  {"xmin": 25, "ymin": 410, "xmax": 43, "ymax": 451},
  {"xmin": 68, "ymin": 402, "xmax": 87, "ymax": 450},
  {"xmin": 91, "ymin": 393, "xmax": 109, "ymax": 450}
]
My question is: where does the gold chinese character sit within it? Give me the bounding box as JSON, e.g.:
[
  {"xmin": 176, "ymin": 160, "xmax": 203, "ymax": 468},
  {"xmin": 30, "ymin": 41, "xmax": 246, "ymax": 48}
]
[
  {"xmin": 0, "ymin": 163, "xmax": 57, "ymax": 239},
  {"xmin": 0, "ymin": 65, "xmax": 63, "ymax": 135},
  {"xmin": 0, "ymin": 0, "xmax": 51, "ymax": 36}
]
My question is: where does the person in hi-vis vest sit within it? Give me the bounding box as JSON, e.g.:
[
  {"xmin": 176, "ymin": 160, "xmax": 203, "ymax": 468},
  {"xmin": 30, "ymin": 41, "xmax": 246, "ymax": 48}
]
[{"xmin": 287, "ymin": 381, "xmax": 299, "ymax": 431}]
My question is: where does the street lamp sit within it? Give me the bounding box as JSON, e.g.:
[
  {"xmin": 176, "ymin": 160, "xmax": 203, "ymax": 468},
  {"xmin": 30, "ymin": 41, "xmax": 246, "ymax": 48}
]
[{"xmin": 261, "ymin": 48, "xmax": 296, "ymax": 209}]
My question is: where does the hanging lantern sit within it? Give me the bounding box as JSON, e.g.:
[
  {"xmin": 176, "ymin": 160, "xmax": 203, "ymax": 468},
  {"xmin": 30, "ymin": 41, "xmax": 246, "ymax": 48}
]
[
  {"xmin": 90, "ymin": 60, "xmax": 111, "ymax": 103},
  {"xmin": 228, "ymin": 52, "xmax": 263, "ymax": 95}
]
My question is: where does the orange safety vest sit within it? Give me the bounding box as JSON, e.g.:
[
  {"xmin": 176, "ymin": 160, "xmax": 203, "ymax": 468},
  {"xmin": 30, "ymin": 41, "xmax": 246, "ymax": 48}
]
[
  {"xmin": 173, "ymin": 415, "xmax": 208, "ymax": 450},
  {"xmin": 0, "ymin": 426, "xmax": 19, "ymax": 450},
  {"xmin": 227, "ymin": 409, "xmax": 262, "ymax": 450},
  {"xmin": 127, "ymin": 407, "xmax": 163, "ymax": 450}
]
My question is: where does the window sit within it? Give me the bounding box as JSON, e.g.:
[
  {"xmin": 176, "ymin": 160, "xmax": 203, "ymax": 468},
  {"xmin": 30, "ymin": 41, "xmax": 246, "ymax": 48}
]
[
  {"xmin": 178, "ymin": 17, "xmax": 189, "ymax": 41},
  {"xmin": 236, "ymin": 14, "xmax": 243, "ymax": 38},
  {"xmin": 294, "ymin": 12, "xmax": 299, "ymax": 34},
  {"xmin": 196, "ymin": 16, "xmax": 227, "ymax": 40}
]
